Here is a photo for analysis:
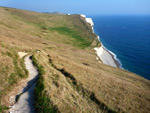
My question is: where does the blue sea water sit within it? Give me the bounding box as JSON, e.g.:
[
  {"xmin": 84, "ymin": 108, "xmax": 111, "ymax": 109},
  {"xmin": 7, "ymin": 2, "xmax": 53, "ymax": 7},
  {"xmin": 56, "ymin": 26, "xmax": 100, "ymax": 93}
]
[{"xmin": 90, "ymin": 15, "xmax": 150, "ymax": 80}]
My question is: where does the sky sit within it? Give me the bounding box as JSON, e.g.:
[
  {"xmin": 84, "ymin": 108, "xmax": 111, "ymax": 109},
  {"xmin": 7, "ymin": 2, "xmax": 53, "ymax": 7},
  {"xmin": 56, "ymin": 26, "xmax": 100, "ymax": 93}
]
[{"xmin": 0, "ymin": 0, "xmax": 150, "ymax": 15}]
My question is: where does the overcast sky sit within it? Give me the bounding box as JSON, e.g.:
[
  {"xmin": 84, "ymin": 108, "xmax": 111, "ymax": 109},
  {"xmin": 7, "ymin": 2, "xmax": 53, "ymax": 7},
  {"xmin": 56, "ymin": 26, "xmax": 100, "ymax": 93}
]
[{"xmin": 0, "ymin": 0, "xmax": 150, "ymax": 15}]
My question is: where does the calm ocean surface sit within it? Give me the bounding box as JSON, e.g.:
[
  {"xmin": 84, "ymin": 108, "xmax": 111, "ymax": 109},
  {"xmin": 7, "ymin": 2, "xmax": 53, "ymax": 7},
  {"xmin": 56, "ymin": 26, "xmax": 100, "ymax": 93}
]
[{"xmin": 90, "ymin": 15, "xmax": 150, "ymax": 80}]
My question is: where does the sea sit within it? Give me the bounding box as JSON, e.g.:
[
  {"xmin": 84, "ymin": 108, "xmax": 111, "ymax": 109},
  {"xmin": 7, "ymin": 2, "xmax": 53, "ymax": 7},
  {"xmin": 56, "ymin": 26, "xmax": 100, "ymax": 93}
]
[{"xmin": 90, "ymin": 15, "xmax": 150, "ymax": 80}]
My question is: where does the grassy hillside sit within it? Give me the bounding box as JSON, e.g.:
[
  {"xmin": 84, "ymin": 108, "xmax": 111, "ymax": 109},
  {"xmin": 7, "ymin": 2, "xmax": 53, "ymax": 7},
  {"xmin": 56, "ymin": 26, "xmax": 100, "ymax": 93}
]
[{"xmin": 0, "ymin": 7, "xmax": 150, "ymax": 113}]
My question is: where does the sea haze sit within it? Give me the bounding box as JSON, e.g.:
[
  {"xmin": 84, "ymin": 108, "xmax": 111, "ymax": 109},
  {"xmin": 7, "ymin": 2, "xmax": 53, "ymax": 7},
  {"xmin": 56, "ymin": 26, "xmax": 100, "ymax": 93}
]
[{"xmin": 91, "ymin": 15, "xmax": 150, "ymax": 80}]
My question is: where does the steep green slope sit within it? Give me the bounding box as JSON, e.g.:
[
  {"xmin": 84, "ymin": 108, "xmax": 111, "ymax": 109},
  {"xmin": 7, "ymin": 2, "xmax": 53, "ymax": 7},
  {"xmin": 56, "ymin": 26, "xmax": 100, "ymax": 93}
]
[{"xmin": 0, "ymin": 7, "xmax": 150, "ymax": 113}]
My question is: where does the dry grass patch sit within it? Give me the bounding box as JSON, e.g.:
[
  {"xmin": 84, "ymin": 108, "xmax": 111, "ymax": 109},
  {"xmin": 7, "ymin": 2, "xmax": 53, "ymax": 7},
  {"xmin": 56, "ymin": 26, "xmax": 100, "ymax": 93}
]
[
  {"xmin": 41, "ymin": 46, "xmax": 150, "ymax": 113},
  {"xmin": 33, "ymin": 51, "xmax": 106, "ymax": 113},
  {"xmin": 0, "ymin": 42, "xmax": 28, "ymax": 112}
]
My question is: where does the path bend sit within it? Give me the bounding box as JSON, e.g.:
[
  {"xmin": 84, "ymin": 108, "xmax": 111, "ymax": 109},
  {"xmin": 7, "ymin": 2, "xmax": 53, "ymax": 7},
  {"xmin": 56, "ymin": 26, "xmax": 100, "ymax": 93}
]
[{"xmin": 9, "ymin": 55, "xmax": 38, "ymax": 113}]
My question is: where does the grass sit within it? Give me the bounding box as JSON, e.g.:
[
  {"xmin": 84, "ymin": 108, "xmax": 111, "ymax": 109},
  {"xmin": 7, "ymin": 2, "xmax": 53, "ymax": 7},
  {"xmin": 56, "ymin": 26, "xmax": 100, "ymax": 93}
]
[
  {"xmin": 32, "ymin": 55, "xmax": 58, "ymax": 113},
  {"xmin": 49, "ymin": 57, "xmax": 117, "ymax": 113},
  {"xmin": 49, "ymin": 27, "xmax": 92, "ymax": 48},
  {"xmin": 8, "ymin": 73, "xmax": 17, "ymax": 85},
  {"xmin": 0, "ymin": 105, "xmax": 9, "ymax": 113},
  {"xmin": 5, "ymin": 51, "xmax": 27, "ymax": 79},
  {"xmin": 0, "ymin": 43, "xmax": 28, "ymax": 112},
  {"xmin": 5, "ymin": 8, "xmax": 95, "ymax": 49},
  {"xmin": 41, "ymin": 47, "xmax": 150, "ymax": 113},
  {"xmin": 6, "ymin": 53, "xmax": 27, "ymax": 85}
]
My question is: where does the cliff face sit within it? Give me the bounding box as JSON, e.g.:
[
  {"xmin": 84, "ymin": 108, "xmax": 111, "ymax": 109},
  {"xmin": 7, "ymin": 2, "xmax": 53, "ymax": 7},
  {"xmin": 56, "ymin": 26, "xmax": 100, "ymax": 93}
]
[
  {"xmin": 0, "ymin": 7, "xmax": 150, "ymax": 113},
  {"xmin": 81, "ymin": 14, "xmax": 119, "ymax": 67}
]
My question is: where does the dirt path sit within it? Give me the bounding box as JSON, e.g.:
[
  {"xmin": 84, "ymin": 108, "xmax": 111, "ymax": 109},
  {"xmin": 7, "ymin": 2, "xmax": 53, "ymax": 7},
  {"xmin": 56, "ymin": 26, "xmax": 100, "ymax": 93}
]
[{"xmin": 9, "ymin": 55, "xmax": 38, "ymax": 113}]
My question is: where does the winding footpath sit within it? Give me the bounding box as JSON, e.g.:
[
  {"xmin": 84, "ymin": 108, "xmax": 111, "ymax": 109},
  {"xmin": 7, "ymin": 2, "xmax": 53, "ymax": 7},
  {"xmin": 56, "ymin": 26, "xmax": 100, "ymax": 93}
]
[{"xmin": 9, "ymin": 55, "xmax": 38, "ymax": 113}]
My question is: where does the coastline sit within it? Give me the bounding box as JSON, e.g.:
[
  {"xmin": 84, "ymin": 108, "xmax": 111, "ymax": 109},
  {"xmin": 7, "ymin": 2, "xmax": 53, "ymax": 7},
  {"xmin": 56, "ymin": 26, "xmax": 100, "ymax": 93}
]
[
  {"xmin": 101, "ymin": 44, "xmax": 121, "ymax": 68},
  {"xmin": 94, "ymin": 45, "xmax": 120, "ymax": 68},
  {"xmin": 81, "ymin": 14, "xmax": 121, "ymax": 68}
]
